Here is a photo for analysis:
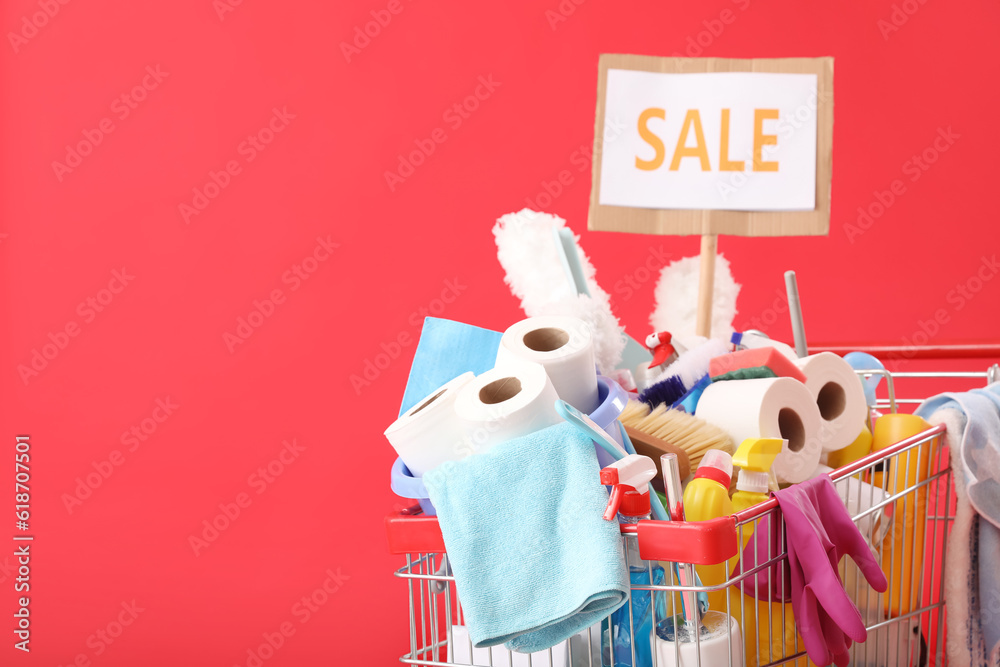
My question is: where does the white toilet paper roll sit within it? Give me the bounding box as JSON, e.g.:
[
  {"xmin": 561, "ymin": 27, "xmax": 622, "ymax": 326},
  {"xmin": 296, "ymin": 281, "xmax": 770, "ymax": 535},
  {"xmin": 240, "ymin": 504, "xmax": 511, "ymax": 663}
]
[
  {"xmin": 496, "ymin": 316, "xmax": 599, "ymax": 414},
  {"xmin": 383, "ymin": 372, "xmax": 477, "ymax": 477},
  {"xmin": 696, "ymin": 377, "xmax": 822, "ymax": 484},
  {"xmin": 454, "ymin": 361, "xmax": 562, "ymax": 455},
  {"xmin": 794, "ymin": 352, "xmax": 869, "ymax": 454}
]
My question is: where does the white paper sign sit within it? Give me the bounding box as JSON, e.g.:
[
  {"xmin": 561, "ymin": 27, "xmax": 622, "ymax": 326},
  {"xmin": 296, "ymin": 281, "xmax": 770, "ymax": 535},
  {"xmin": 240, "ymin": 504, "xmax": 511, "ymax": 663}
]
[{"xmin": 599, "ymin": 70, "xmax": 818, "ymax": 211}]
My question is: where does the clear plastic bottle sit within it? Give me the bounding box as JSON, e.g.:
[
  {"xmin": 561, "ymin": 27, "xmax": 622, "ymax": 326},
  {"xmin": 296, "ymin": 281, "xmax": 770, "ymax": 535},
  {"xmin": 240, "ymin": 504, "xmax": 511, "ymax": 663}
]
[{"xmin": 599, "ymin": 456, "xmax": 666, "ymax": 667}]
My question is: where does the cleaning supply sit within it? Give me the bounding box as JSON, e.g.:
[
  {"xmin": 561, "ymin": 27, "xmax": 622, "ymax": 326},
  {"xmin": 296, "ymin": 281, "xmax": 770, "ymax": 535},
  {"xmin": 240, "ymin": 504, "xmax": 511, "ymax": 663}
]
[
  {"xmin": 843, "ymin": 351, "xmax": 886, "ymax": 425},
  {"xmin": 673, "ymin": 373, "xmax": 711, "ymax": 413},
  {"xmin": 599, "ymin": 455, "xmax": 666, "ymax": 667},
  {"xmin": 618, "ymin": 400, "xmax": 734, "ymax": 471},
  {"xmin": 650, "ymin": 253, "xmax": 741, "ymax": 341},
  {"xmin": 656, "ymin": 452, "xmax": 743, "ymax": 667},
  {"xmin": 553, "ymin": 399, "xmax": 675, "ymax": 523},
  {"xmin": 423, "ymin": 421, "xmax": 630, "ymax": 653},
  {"xmin": 398, "ymin": 318, "xmax": 502, "ymax": 415},
  {"xmin": 870, "ymin": 412, "xmax": 933, "ymax": 618},
  {"xmin": 492, "ymin": 209, "xmax": 638, "ymax": 373},
  {"xmin": 696, "ymin": 377, "xmax": 822, "ymax": 484},
  {"xmin": 709, "ymin": 346, "xmax": 808, "ymax": 383},
  {"xmin": 453, "ymin": 361, "xmax": 563, "ymax": 455},
  {"xmin": 731, "ymin": 437, "xmax": 784, "ymax": 517},
  {"xmin": 915, "ymin": 384, "xmax": 1000, "ymax": 667},
  {"xmin": 824, "ymin": 423, "xmax": 873, "ymax": 469},
  {"xmin": 731, "ymin": 330, "xmax": 799, "ymax": 361},
  {"xmin": 794, "ymin": 352, "xmax": 869, "ymax": 456},
  {"xmin": 587, "ymin": 375, "xmax": 631, "ymax": 459},
  {"xmin": 625, "ymin": 426, "xmax": 690, "ymax": 481},
  {"xmin": 737, "ymin": 477, "xmax": 889, "ymax": 667},
  {"xmin": 496, "ymin": 316, "xmax": 600, "ymax": 413},
  {"xmin": 681, "ymin": 449, "xmax": 733, "ymax": 613},
  {"xmin": 646, "ymin": 331, "xmax": 681, "ymax": 369},
  {"xmin": 729, "ymin": 437, "xmax": 799, "ymax": 667},
  {"xmin": 783, "ymin": 270, "xmax": 808, "ymax": 358},
  {"xmin": 640, "ymin": 338, "xmax": 729, "ymax": 408},
  {"xmin": 385, "ymin": 372, "xmax": 479, "ymax": 477}
]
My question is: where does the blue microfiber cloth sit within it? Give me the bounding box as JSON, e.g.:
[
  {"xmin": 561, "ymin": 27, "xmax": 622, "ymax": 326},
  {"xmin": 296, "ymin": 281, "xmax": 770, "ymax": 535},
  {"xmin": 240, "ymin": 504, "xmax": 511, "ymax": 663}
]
[
  {"xmin": 915, "ymin": 384, "xmax": 1000, "ymax": 666},
  {"xmin": 399, "ymin": 317, "xmax": 503, "ymax": 416},
  {"xmin": 423, "ymin": 421, "xmax": 629, "ymax": 653}
]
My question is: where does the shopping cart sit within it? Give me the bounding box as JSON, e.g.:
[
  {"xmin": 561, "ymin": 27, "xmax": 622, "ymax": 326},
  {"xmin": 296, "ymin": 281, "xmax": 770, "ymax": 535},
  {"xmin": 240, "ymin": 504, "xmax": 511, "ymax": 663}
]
[{"xmin": 385, "ymin": 364, "xmax": 999, "ymax": 667}]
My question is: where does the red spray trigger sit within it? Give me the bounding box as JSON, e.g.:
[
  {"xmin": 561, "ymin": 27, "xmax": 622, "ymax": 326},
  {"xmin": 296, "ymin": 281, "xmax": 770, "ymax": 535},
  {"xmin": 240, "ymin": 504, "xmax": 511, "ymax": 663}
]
[{"xmin": 600, "ymin": 455, "xmax": 656, "ymax": 521}]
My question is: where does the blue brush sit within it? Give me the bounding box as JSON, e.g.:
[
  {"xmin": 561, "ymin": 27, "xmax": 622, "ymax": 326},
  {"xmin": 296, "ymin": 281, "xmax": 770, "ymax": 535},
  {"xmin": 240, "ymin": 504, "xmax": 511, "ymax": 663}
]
[
  {"xmin": 672, "ymin": 374, "xmax": 711, "ymax": 414},
  {"xmin": 639, "ymin": 375, "xmax": 687, "ymax": 409}
]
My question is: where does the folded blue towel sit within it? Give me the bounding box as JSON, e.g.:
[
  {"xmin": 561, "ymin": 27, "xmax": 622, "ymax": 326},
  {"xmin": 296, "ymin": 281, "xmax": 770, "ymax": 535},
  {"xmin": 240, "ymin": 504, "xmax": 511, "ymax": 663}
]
[
  {"xmin": 399, "ymin": 317, "xmax": 503, "ymax": 416},
  {"xmin": 916, "ymin": 383, "xmax": 1000, "ymax": 666},
  {"xmin": 423, "ymin": 421, "xmax": 628, "ymax": 653}
]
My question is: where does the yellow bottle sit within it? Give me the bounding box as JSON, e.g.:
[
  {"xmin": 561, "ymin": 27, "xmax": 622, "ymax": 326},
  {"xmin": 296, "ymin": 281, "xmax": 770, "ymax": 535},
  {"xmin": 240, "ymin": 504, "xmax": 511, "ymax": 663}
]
[
  {"xmin": 825, "ymin": 424, "xmax": 873, "ymax": 470},
  {"xmin": 682, "ymin": 449, "xmax": 734, "ymax": 613},
  {"xmin": 730, "ymin": 438, "xmax": 807, "ymax": 667},
  {"xmin": 871, "ymin": 413, "xmax": 931, "ymax": 618}
]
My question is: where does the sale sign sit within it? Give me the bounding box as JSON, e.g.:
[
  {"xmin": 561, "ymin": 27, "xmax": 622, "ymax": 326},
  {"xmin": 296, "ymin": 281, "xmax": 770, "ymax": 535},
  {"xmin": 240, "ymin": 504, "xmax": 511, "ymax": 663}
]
[{"xmin": 589, "ymin": 56, "xmax": 833, "ymax": 237}]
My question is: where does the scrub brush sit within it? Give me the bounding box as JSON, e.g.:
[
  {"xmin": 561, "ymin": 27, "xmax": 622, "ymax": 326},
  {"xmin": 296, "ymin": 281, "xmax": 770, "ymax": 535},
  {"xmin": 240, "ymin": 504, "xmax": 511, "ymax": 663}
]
[
  {"xmin": 619, "ymin": 400, "xmax": 734, "ymax": 471},
  {"xmin": 640, "ymin": 338, "xmax": 729, "ymax": 408}
]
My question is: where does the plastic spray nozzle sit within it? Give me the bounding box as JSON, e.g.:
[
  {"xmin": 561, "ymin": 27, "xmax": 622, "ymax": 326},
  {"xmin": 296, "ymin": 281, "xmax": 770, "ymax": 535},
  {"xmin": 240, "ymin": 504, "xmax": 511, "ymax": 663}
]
[
  {"xmin": 733, "ymin": 438, "xmax": 785, "ymax": 495},
  {"xmin": 600, "ymin": 454, "xmax": 656, "ymax": 521},
  {"xmin": 732, "ymin": 438, "xmax": 784, "ymax": 471}
]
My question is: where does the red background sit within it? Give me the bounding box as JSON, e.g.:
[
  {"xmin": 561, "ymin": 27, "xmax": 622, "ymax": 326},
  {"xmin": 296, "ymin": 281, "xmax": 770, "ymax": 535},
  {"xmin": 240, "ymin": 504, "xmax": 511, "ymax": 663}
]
[{"xmin": 1, "ymin": 0, "xmax": 998, "ymax": 665}]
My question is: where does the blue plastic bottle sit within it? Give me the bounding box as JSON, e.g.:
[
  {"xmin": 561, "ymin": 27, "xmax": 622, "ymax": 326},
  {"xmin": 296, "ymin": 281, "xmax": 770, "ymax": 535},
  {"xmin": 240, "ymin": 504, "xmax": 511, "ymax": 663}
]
[{"xmin": 599, "ymin": 455, "xmax": 666, "ymax": 667}]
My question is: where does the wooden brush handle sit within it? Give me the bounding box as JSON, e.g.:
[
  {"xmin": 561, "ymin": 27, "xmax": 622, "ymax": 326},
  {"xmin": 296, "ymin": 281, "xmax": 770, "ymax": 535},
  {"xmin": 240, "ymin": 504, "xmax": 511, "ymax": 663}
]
[{"xmin": 625, "ymin": 424, "xmax": 691, "ymax": 481}]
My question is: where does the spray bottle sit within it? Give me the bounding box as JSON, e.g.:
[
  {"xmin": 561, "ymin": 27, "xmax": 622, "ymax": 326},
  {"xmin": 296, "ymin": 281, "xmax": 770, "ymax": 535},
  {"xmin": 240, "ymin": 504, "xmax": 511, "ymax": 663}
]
[
  {"xmin": 599, "ymin": 454, "xmax": 666, "ymax": 667},
  {"xmin": 730, "ymin": 438, "xmax": 806, "ymax": 667},
  {"xmin": 681, "ymin": 449, "xmax": 734, "ymax": 614}
]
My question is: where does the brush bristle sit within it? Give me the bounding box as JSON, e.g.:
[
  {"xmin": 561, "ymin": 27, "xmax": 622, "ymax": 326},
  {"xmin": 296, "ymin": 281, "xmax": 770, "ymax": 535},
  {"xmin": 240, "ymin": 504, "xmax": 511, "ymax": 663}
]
[
  {"xmin": 619, "ymin": 400, "xmax": 734, "ymax": 469},
  {"xmin": 649, "ymin": 338, "xmax": 730, "ymax": 391},
  {"xmin": 639, "ymin": 375, "xmax": 686, "ymax": 408}
]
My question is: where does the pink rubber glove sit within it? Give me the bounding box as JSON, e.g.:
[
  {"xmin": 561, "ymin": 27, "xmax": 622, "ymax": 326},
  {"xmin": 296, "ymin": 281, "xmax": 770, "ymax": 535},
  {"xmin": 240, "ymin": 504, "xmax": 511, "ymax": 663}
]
[
  {"xmin": 731, "ymin": 477, "xmax": 887, "ymax": 665},
  {"xmin": 778, "ymin": 477, "xmax": 888, "ymax": 666}
]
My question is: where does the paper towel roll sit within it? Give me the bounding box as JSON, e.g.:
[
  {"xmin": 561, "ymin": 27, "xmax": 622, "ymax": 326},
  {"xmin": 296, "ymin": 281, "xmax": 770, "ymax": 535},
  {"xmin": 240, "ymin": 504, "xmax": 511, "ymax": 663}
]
[
  {"xmin": 453, "ymin": 361, "xmax": 562, "ymax": 455},
  {"xmin": 794, "ymin": 352, "xmax": 868, "ymax": 454},
  {"xmin": 496, "ymin": 316, "xmax": 599, "ymax": 414},
  {"xmin": 383, "ymin": 372, "xmax": 477, "ymax": 477},
  {"xmin": 696, "ymin": 377, "xmax": 821, "ymax": 484}
]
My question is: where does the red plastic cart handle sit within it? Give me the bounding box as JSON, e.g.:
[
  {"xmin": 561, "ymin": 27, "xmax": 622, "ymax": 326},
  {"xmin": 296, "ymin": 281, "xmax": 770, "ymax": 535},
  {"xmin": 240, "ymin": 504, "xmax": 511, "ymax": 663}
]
[{"xmin": 385, "ymin": 509, "xmax": 738, "ymax": 565}]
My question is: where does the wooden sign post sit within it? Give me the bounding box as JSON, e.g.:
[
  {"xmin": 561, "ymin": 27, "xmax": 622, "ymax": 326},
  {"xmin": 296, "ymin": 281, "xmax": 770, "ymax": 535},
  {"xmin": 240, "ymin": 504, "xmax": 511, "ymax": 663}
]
[{"xmin": 589, "ymin": 55, "xmax": 834, "ymax": 337}]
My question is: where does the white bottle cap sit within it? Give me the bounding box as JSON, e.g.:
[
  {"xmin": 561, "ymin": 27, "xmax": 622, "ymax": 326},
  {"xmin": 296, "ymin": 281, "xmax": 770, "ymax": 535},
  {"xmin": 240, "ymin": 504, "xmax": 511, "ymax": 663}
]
[
  {"xmin": 698, "ymin": 449, "xmax": 733, "ymax": 479},
  {"xmin": 736, "ymin": 469, "xmax": 770, "ymax": 495}
]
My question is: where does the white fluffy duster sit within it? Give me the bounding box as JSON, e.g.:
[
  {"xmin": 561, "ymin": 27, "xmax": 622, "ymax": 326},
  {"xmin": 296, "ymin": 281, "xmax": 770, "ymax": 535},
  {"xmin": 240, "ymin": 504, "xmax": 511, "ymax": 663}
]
[
  {"xmin": 493, "ymin": 209, "xmax": 625, "ymax": 373},
  {"xmin": 650, "ymin": 254, "xmax": 741, "ymax": 344}
]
